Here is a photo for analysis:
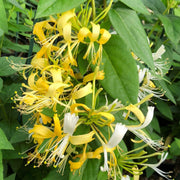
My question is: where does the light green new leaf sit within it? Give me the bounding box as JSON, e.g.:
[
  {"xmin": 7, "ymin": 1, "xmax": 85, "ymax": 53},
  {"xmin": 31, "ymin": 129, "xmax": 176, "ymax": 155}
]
[
  {"xmin": 119, "ymin": 0, "xmax": 150, "ymax": 15},
  {"xmin": 36, "ymin": 0, "xmax": 86, "ymax": 18},
  {"xmin": 109, "ymin": 7, "xmax": 154, "ymax": 70},
  {"xmin": 0, "ymin": 151, "xmax": 2, "ymax": 180},
  {"xmin": 101, "ymin": 35, "xmax": 139, "ymax": 104},
  {"xmin": 158, "ymin": 15, "xmax": 180, "ymax": 45},
  {"xmin": 0, "ymin": 128, "xmax": 14, "ymax": 150},
  {"xmin": 0, "ymin": 56, "xmax": 26, "ymax": 76},
  {"xmin": 0, "ymin": 0, "xmax": 8, "ymax": 33}
]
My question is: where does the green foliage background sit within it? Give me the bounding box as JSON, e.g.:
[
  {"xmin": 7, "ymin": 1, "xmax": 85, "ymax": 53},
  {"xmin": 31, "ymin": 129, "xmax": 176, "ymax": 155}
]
[{"xmin": 0, "ymin": 0, "xmax": 180, "ymax": 179}]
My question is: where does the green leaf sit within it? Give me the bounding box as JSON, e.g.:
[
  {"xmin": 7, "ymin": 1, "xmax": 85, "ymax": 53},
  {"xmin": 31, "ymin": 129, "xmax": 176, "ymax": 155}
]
[
  {"xmin": 101, "ymin": 35, "xmax": 139, "ymax": 104},
  {"xmin": 0, "ymin": 128, "xmax": 14, "ymax": 150},
  {"xmin": 109, "ymin": 7, "xmax": 154, "ymax": 69},
  {"xmin": 0, "ymin": 78, "xmax": 3, "ymax": 92},
  {"xmin": 82, "ymin": 159, "xmax": 100, "ymax": 180},
  {"xmin": 0, "ymin": 56, "xmax": 26, "ymax": 76},
  {"xmin": 36, "ymin": 0, "xmax": 86, "ymax": 18},
  {"xmin": 119, "ymin": 0, "xmax": 150, "ymax": 15},
  {"xmin": 0, "ymin": 151, "xmax": 3, "ymax": 180},
  {"xmin": 157, "ymin": 80, "xmax": 176, "ymax": 104},
  {"xmin": 10, "ymin": 130, "xmax": 28, "ymax": 144},
  {"xmin": 0, "ymin": 28, "xmax": 3, "ymax": 37},
  {"xmin": 0, "ymin": 0, "xmax": 8, "ymax": 33},
  {"xmin": 8, "ymin": 0, "xmax": 25, "ymax": 11},
  {"xmin": 170, "ymin": 138, "xmax": 180, "ymax": 156},
  {"xmin": 142, "ymin": 0, "xmax": 166, "ymax": 14},
  {"xmin": 4, "ymin": 173, "xmax": 16, "ymax": 180},
  {"xmin": 69, "ymin": 160, "xmax": 88, "ymax": 180},
  {"xmin": 97, "ymin": 171, "xmax": 108, "ymax": 180},
  {"xmin": 158, "ymin": 15, "xmax": 180, "ymax": 44},
  {"xmin": 155, "ymin": 99, "xmax": 173, "ymax": 120}
]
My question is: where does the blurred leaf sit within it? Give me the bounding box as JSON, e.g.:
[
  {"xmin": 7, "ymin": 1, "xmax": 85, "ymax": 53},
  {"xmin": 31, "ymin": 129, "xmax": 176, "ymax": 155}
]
[
  {"xmin": 0, "ymin": 28, "xmax": 4, "ymax": 37},
  {"xmin": 8, "ymin": 0, "xmax": 25, "ymax": 11},
  {"xmin": 0, "ymin": 128, "xmax": 14, "ymax": 150},
  {"xmin": 8, "ymin": 22, "xmax": 31, "ymax": 32},
  {"xmin": 43, "ymin": 168, "xmax": 69, "ymax": 180},
  {"xmin": 101, "ymin": 35, "xmax": 139, "ymax": 104},
  {"xmin": 158, "ymin": 15, "xmax": 180, "ymax": 45},
  {"xmin": 4, "ymin": 173, "xmax": 16, "ymax": 180},
  {"xmin": 0, "ymin": 78, "xmax": 3, "ymax": 92},
  {"xmin": 142, "ymin": 0, "xmax": 166, "ymax": 14},
  {"xmin": 155, "ymin": 99, "xmax": 173, "ymax": 120},
  {"xmin": 109, "ymin": 6, "xmax": 154, "ymax": 69},
  {"xmin": 10, "ymin": 130, "xmax": 28, "ymax": 144},
  {"xmin": 119, "ymin": 0, "xmax": 150, "ymax": 15},
  {"xmin": 0, "ymin": 151, "xmax": 2, "ymax": 180},
  {"xmin": 82, "ymin": 159, "xmax": 100, "ymax": 180},
  {"xmin": 0, "ymin": 56, "xmax": 26, "ymax": 76},
  {"xmin": 151, "ymin": 117, "xmax": 161, "ymax": 133},
  {"xmin": 36, "ymin": 0, "xmax": 86, "ymax": 18},
  {"xmin": 0, "ymin": 0, "xmax": 8, "ymax": 33}
]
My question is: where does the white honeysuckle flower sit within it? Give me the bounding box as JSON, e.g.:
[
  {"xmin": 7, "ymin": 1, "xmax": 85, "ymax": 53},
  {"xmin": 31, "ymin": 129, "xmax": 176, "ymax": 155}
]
[
  {"xmin": 152, "ymin": 45, "xmax": 165, "ymax": 61},
  {"xmin": 63, "ymin": 113, "xmax": 79, "ymax": 135},
  {"xmin": 105, "ymin": 96, "xmax": 123, "ymax": 112},
  {"xmin": 127, "ymin": 107, "xmax": 163, "ymax": 150},
  {"xmin": 48, "ymin": 113, "xmax": 79, "ymax": 162},
  {"xmin": 128, "ymin": 106, "xmax": 154, "ymax": 131},
  {"xmin": 143, "ymin": 153, "xmax": 172, "ymax": 180},
  {"xmin": 121, "ymin": 175, "xmax": 130, "ymax": 180},
  {"xmin": 100, "ymin": 123, "xmax": 128, "ymax": 172}
]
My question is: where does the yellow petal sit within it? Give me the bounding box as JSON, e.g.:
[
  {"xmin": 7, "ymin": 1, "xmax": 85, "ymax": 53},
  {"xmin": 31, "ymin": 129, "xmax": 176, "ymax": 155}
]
[
  {"xmin": 83, "ymin": 70, "xmax": 104, "ymax": 84},
  {"xmin": 98, "ymin": 29, "xmax": 111, "ymax": 44},
  {"xmin": 33, "ymin": 21, "xmax": 47, "ymax": 41},
  {"xmin": 31, "ymin": 56, "xmax": 49, "ymax": 70},
  {"xmin": 125, "ymin": 104, "xmax": 145, "ymax": 124},
  {"xmin": 29, "ymin": 125, "xmax": 55, "ymax": 139},
  {"xmin": 70, "ymin": 131, "xmax": 95, "ymax": 145},
  {"xmin": 71, "ymin": 83, "xmax": 92, "ymax": 100},
  {"xmin": 63, "ymin": 22, "xmax": 72, "ymax": 42},
  {"xmin": 70, "ymin": 103, "xmax": 91, "ymax": 113},
  {"xmin": 39, "ymin": 113, "xmax": 52, "ymax": 124},
  {"xmin": 53, "ymin": 114, "xmax": 62, "ymax": 137},
  {"xmin": 89, "ymin": 22, "xmax": 100, "ymax": 41},
  {"xmin": 78, "ymin": 27, "xmax": 90, "ymax": 42},
  {"xmin": 57, "ymin": 9, "xmax": 75, "ymax": 33}
]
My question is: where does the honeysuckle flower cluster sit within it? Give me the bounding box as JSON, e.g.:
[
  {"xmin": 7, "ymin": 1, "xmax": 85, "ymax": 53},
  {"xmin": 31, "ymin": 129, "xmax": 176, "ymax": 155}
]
[{"xmin": 13, "ymin": 1, "xmax": 172, "ymax": 180}]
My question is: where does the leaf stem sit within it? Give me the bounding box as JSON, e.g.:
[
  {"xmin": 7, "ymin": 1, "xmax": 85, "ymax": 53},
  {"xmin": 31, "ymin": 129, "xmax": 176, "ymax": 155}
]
[{"xmin": 91, "ymin": 0, "xmax": 96, "ymax": 20}]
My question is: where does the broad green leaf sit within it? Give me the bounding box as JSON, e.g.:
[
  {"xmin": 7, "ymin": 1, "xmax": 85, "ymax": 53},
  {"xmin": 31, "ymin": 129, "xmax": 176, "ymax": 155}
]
[
  {"xmin": 158, "ymin": 15, "xmax": 180, "ymax": 44},
  {"xmin": 82, "ymin": 159, "xmax": 100, "ymax": 180},
  {"xmin": 43, "ymin": 168, "xmax": 69, "ymax": 180},
  {"xmin": 109, "ymin": 7, "xmax": 154, "ymax": 69},
  {"xmin": 0, "ymin": 56, "xmax": 26, "ymax": 76},
  {"xmin": 36, "ymin": 0, "xmax": 86, "ymax": 18},
  {"xmin": 0, "ymin": 128, "xmax": 14, "ymax": 150},
  {"xmin": 0, "ymin": 78, "xmax": 3, "ymax": 92},
  {"xmin": 69, "ymin": 160, "xmax": 88, "ymax": 180},
  {"xmin": 119, "ymin": 0, "xmax": 150, "ymax": 15},
  {"xmin": 142, "ymin": 0, "xmax": 166, "ymax": 14},
  {"xmin": 0, "ymin": 151, "xmax": 2, "ymax": 180},
  {"xmin": 155, "ymin": 99, "xmax": 173, "ymax": 120},
  {"xmin": 101, "ymin": 35, "xmax": 139, "ymax": 104},
  {"xmin": 97, "ymin": 171, "xmax": 108, "ymax": 180},
  {"xmin": 157, "ymin": 80, "xmax": 176, "ymax": 104},
  {"xmin": 0, "ymin": 0, "xmax": 8, "ymax": 33}
]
